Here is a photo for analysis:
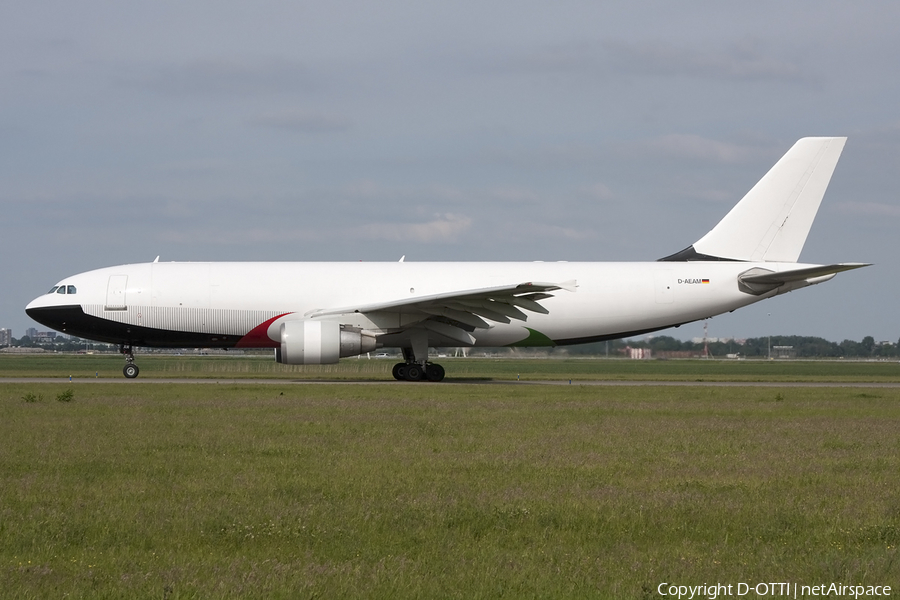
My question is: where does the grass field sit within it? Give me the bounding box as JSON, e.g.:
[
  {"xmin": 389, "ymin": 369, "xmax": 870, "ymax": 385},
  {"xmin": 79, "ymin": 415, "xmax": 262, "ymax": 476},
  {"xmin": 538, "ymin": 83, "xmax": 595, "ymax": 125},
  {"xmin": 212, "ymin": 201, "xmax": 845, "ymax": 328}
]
[
  {"xmin": 2, "ymin": 353, "xmax": 900, "ymax": 382},
  {"xmin": 1, "ymin": 377, "xmax": 898, "ymax": 598}
]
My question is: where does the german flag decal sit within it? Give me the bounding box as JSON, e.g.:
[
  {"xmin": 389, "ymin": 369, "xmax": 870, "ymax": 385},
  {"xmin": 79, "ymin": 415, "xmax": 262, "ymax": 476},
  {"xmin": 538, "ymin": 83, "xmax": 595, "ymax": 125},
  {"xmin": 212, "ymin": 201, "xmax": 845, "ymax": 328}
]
[{"xmin": 702, "ymin": 279, "xmax": 710, "ymax": 284}]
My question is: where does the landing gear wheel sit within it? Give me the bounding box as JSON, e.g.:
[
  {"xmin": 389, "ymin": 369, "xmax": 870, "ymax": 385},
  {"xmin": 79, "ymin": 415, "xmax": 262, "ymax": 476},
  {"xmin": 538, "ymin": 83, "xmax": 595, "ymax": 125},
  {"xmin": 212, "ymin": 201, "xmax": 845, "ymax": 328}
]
[
  {"xmin": 392, "ymin": 363, "xmax": 407, "ymax": 381},
  {"xmin": 405, "ymin": 364, "xmax": 425, "ymax": 381},
  {"xmin": 120, "ymin": 344, "xmax": 139, "ymax": 379},
  {"xmin": 426, "ymin": 363, "xmax": 445, "ymax": 382}
]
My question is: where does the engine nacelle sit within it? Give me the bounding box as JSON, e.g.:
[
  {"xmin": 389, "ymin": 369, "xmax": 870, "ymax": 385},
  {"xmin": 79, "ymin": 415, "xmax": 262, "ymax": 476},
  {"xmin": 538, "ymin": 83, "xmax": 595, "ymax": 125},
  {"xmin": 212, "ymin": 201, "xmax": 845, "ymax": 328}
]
[{"xmin": 275, "ymin": 320, "xmax": 377, "ymax": 365}]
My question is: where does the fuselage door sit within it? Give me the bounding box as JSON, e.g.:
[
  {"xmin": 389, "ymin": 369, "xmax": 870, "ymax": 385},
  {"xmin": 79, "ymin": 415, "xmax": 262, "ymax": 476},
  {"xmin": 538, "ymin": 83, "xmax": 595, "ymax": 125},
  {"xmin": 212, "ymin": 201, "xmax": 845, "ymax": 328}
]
[{"xmin": 105, "ymin": 275, "xmax": 128, "ymax": 311}]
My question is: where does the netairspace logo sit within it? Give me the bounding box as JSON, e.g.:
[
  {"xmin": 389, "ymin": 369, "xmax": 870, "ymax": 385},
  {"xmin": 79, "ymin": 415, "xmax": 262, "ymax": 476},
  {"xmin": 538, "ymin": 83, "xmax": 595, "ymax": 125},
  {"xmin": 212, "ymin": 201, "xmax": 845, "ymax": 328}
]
[{"xmin": 657, "ymin": 582, "xmax": 892, "ymax": 599}]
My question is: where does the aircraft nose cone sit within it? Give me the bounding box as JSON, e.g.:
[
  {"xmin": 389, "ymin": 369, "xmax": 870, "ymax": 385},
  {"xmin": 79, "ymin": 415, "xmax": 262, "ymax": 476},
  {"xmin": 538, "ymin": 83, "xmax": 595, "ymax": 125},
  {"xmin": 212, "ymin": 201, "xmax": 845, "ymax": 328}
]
[
  {"xmin": 25, "ymin": 303, "xmax": 69, "ymax": 331},
  {"xmin": 25, "ymin": 296, "xmax": 41, "ymax": 312},
  {"xmin": 25, "ymin": 297, "xmax": 46, "ymax": 321}
]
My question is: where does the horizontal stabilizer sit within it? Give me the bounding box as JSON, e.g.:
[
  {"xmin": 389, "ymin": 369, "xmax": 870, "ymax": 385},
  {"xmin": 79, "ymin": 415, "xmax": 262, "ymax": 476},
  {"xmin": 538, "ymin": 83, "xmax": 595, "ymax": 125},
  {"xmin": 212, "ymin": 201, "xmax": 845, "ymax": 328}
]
[
  {"xmin": 737, "ymin": 262, "xmax": 870, "ymax": 296},
  {"xmin": 740, "ymin": 262, "xmax": 870, "ymax": 285}
]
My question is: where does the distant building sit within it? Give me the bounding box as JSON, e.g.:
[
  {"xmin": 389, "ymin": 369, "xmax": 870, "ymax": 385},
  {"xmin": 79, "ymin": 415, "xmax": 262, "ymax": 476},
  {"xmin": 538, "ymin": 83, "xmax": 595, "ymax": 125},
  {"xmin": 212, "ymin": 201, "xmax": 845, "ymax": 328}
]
[
  {"xmin": 0, "ymin": 328, "xmax": 11, "ymax": 346},
  {"xmin": 655, "ymin": 350, "xmax": 696, "ymax": 359},
  {"xmin": 627, "ymin": 347, "xmax": 652, "ymax": 359},
  {"xmin": 26, "ymin": 327, "xmax": 38, "ymax": 339},
  {"xmin": 772, "ymin": 345, "xmax": 796, "ymax": 359}
]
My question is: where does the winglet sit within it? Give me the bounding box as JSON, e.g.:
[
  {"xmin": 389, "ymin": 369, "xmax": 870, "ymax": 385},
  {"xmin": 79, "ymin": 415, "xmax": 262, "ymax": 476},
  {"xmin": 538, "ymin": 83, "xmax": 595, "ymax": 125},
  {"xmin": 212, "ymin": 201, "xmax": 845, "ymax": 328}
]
[{"xmin": 557, "ymin": 279, "xmax": 578, "ymax": 293}]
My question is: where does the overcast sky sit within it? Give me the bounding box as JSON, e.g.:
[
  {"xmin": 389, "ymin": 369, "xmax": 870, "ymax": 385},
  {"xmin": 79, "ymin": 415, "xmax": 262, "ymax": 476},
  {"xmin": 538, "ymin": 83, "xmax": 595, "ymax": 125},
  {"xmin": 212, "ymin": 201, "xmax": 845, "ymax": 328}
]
[{"xmin": 2, "ymin": 1, "xmax": 898, "ymax": 344}]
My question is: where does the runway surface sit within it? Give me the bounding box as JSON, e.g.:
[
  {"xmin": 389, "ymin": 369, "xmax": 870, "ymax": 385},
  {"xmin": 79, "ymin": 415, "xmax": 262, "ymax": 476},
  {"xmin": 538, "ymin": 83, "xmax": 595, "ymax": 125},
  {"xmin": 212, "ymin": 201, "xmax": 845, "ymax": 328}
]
[{"xmin": 3, "ymin": 378, "xmax": 900, "ymax": 388}]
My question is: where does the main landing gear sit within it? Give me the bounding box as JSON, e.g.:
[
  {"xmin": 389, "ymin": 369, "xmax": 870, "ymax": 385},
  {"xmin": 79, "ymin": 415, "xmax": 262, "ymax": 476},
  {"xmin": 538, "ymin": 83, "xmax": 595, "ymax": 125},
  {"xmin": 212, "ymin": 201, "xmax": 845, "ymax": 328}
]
[
  {"xmin": 392, "ymin": 337, "xmax": 446, "ymax": 381},
  {"xmin": 392, "ymin": 361, "xmax": 445, "ymax": 382},
  {"xmin": 120, "ymin": 344, "xmax": 139, "ymax": 379}
]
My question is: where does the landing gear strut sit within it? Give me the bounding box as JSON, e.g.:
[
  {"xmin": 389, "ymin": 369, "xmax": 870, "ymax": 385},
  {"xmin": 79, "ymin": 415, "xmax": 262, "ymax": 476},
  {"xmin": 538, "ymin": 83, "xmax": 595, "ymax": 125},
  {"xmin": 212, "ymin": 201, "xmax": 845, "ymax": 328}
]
[{"xmin": 120, "ymin": 344, "xmax": 139, "ymax": 379}]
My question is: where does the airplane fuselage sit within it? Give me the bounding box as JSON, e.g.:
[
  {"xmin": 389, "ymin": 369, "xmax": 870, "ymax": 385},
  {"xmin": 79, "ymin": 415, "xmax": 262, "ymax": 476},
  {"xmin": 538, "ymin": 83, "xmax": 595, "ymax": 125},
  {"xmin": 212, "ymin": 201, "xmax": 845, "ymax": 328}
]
[{"xmin": 26, "ymin": 260, "xmax": 802, "ymax": 350}]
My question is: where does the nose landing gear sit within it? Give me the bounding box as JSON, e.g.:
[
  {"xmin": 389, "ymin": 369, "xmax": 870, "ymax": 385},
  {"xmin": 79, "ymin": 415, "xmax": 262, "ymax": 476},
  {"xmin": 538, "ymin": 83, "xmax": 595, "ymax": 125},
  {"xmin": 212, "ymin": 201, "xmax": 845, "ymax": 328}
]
[{"xmin": 120, "ymin": 344, "xmax": 140, "ymax": 379}]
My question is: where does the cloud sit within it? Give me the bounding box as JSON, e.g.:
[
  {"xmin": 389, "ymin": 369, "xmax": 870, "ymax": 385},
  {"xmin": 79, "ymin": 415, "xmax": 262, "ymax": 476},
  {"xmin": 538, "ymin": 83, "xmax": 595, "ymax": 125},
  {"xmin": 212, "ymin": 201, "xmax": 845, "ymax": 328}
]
[
  {"xmin": 488, "ymin": 187, "xmax": 542, "ymax": 204},
  {"xmin": 487, "ymin": 220, "xmax": 598, "ymax": 245},
  {"xmin": 491, "ymin": 38, "xmax": 805, "ymax": 83},
  {"xmin": 114, "ymin": 58, "xmax": 316, "ymax": 96},
  {"xmin": 353, "ymin": 213, "xmax": 473, "ymax": 243},
  {"xmin": 149, "ymin": 211, "xmax": 473, "ymax": 247},
  {"xmin": 833, "ymin": 201, "xmax": 900, "ymax": 218},
  {"xmin": 248, "ymin": 109, "xmax": 350, "ymax": 133},
  {"xmin": 579, "ymin": 183, "xmax": 614, "ymax": 201},
  {"xmin": 601, "ymin": 39, "xmax": 804, "ymax": 82},
  {"xmin": 628, "ymin": 134, "xmax": 765, "ymax": 164},
  {"xmin": 152, "ymin": 159, "xmax": 235, "ymax": 177},
  {"xmin": 532, "ymin": 224, "xmax": 595, "ymax": 241},
  {"xmin": 469, "ymin": 144, "xmax": 605, "ymax": 173}
]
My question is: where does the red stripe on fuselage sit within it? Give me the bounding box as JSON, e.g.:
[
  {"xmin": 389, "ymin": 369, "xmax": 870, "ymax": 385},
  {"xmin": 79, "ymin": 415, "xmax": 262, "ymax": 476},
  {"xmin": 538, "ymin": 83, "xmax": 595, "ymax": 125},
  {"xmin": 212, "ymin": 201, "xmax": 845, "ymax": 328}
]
[{"xmin": 234, "ymin": 313, "xmax": 292, "ymax": 348}]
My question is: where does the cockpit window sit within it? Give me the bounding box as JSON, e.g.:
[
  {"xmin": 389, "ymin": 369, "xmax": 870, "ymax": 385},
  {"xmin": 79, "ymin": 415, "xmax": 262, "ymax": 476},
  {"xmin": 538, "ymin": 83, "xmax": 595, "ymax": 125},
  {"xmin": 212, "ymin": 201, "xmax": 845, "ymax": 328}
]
[
  {"xmin": 67, "ymin": 285, "xmax": 76, "ymax": 294},
  {"xmin": 48, "ymin": 286, "xmax": 59, "ymax": 294},
  {"xmin": 57, "ymin": 287, "xmax": 66, "ymax": 294}
]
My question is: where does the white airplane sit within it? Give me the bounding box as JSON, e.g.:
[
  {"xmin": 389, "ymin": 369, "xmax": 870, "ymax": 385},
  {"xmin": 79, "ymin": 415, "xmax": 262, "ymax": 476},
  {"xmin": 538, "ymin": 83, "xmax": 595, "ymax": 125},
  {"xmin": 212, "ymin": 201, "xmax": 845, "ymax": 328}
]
[{"xmin": 26, "ymin": 137, "xmax": 868, "ymax": 381}]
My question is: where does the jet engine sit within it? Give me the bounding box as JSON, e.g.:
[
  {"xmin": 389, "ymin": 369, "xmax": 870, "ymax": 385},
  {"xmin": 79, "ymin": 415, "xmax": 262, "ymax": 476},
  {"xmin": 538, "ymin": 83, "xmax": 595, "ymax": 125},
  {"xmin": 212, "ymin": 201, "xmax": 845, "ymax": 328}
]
[{"xmin": 275, "ymin": 320, "xmax": 377, "ymax": 365}]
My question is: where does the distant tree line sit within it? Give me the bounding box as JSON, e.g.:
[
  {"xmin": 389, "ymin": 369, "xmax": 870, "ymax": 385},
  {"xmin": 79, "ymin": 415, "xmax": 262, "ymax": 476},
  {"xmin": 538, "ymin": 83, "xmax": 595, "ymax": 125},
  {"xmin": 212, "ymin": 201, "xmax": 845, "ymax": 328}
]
[
  {"xmin": 563, "ymin": 335, "xmax": 899, "ymax": 359},
  {"xmin": 9, "ymin": 336, "xmax": 116, "ymax": 352},
  {"xmin": 7, "ymin": 334, "xmax": 900, "ymax": 358}
]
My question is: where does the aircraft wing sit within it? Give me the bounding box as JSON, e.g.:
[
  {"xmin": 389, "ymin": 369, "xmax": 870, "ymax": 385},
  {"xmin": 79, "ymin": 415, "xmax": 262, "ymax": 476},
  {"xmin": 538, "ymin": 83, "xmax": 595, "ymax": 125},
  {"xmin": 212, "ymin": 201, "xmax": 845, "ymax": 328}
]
[{"xmin": 307, "ymin": 280, "xmax": 577, "ymax": 344}]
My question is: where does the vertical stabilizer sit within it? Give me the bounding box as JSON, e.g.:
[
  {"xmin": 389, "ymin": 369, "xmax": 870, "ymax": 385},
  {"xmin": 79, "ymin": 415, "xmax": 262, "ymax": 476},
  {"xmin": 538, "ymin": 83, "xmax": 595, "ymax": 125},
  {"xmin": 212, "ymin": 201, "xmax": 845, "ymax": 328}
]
[{"xmin": 689, "ymin": 137, "xmax": 846, "ymax": 263}]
